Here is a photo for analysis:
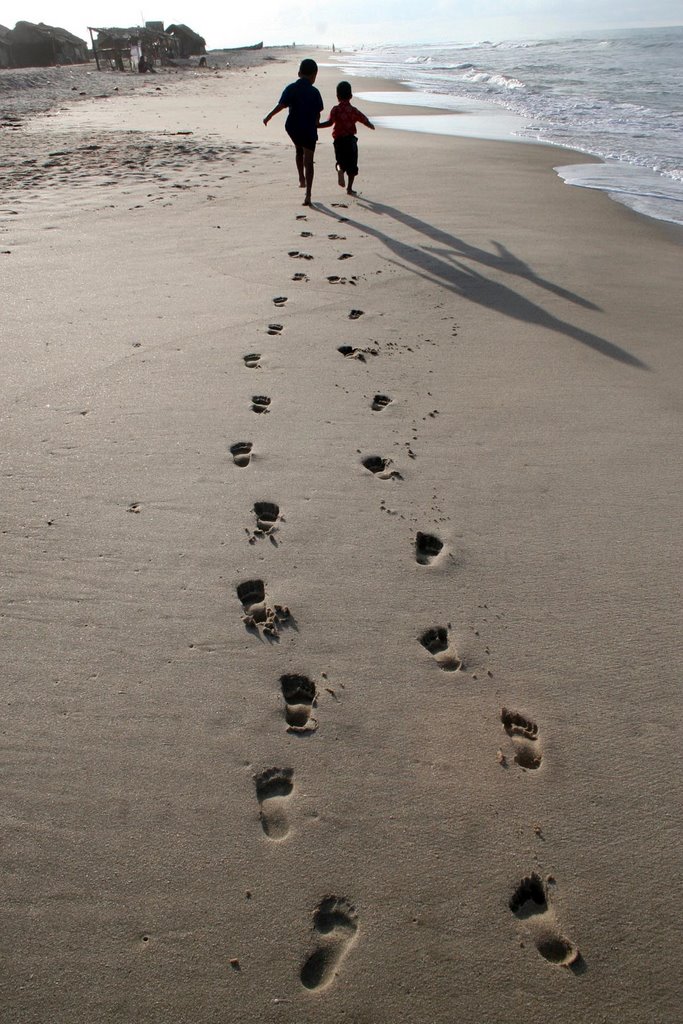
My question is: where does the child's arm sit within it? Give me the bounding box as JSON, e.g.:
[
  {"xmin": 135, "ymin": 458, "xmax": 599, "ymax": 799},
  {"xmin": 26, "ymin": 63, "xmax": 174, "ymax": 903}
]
[
  {"xmin": 319, "ymin": 105, "xmax": 337, "ymax": 130},
  {"xmin": 354, "ymin": 107, "xmax": 376, "ymax": 130},
  {"xmin": 263, "ymin": 102, "xmax": 286, "ymax": 126}
]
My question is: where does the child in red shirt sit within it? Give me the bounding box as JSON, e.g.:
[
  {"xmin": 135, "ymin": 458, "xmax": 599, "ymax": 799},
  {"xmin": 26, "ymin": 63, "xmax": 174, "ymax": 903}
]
[{"xmin": 320, "ymin": 81, "xmax": 375, "ymax": 195}]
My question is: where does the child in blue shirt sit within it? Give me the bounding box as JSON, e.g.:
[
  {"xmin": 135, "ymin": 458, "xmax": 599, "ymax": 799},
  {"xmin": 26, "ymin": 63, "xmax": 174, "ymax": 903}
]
[{"xmin": 264, "ymin": 59, "xmax": 324, "ymax": 206}]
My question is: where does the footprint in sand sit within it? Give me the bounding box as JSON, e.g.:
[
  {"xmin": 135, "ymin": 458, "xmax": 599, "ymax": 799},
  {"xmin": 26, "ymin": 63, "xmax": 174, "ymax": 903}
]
[
  {"xmin": 253, "ymin": 501, "xmax": 280, "ymax": 535},
  {"xmin": 501, "ymin": 709, "xmax": 542, "ymax": 770},
  {"xmin": 251, "ymin": 395, "xmax": 271, "ymax": 414},
  {"xmin": 371, "ymin": 394, "xmax": 392, "ymax": 411},
  {"xmin": 273, "ymin": 296, "xmax": 288, "ymax": 306},
  {"xmin": 230, "ymin": 441, "xmax": 253, "ymax": 467},
  {"xmin": 419, "ymin": 627, "xmax": 461, "ymax": 671},
  {"xmin": 300, "ymin": 896, "xmax": 359, "ymax": 991},
  {"xmin": 289, "ymin": 250, "xmax": 313, "ymax": 260},
  {"xmin": 338, "ymin": 345, "xmax": 366, "ymax": 362},
  {"xmin": 237, "ymin": 580, "xmax": 292, "ymax": 637},
  {"xmin": 280, "ymin": 674, "xmax": 317, "ymax": 733},
  {"xmin": 509, "ymin": 874, "xmax": 579, "ymax": 968},
  {"xmin": 415, "ymin": 532, "xmax": 444, "ymax": 565},
  {"xmin": 237, "ymin": 578, "xmax": 267, "ymax": 623},
  {"xmin": 267, "ymin": 323, "xmax": 283, "ymax": 335},
  {"xmin": 331, "ymin": 202, "xmax": 349, "ymax": 209},
  {"xmin": 362, "ymin": 455, "xmax": 403, "ymax": 481},
  {"xmin": 338, "ymin": 253, "xmax": 354, "ymax": 261},
  {"xmin": 243, "ymin": 353, "xmax": 261, "ymax": 368},
  {"xmin": 348, "ymin": 309, "xmax": 364, "ymax": 320},
  {"xmin": 292, "ymin": 272, "xmax": 308, "ymax": 282},
  {"xmin": 254, "ymin": 767, "xmax": 294, "ymax": 840}
]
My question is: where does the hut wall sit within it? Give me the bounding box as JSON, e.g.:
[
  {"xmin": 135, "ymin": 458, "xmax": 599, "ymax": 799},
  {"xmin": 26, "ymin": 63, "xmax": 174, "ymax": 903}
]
[{"xmin": 9, "ymin": 22, "xmax": 88, "ymax": 67}]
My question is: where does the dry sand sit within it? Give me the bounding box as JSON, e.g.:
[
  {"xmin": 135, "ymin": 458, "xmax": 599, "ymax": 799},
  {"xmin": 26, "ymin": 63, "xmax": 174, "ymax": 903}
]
[{"xmin": 1, "ymin": 53, "xmax": 681, "ymax": 1023}]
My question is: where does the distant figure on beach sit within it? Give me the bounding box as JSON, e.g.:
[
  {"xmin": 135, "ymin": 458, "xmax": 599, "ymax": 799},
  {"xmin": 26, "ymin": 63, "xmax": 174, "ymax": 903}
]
[
  {"xmin": 263, "ymin": 58, "xmax": 324, "ymax": 206},
  {"xmin": 320, "ymin": 81, "xmax": 374, "ymax": 196},
  {"xmin": 130, "ymin": 39, "xmax": 141, "ymax": 72}
]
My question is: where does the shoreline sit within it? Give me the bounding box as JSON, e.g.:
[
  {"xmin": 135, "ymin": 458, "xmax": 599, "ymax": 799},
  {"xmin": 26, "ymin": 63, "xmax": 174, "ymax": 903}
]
[
  {"xmin": 327, "ymin": 53, "xmax": 683, "ymax": 232},
  {"xmin": 2, "ymin": 52, "xmax": 681, "ymax": 1023},
  {"xmin": 4, "ymin": 47, "xmax": 681, "ymax": 234}
]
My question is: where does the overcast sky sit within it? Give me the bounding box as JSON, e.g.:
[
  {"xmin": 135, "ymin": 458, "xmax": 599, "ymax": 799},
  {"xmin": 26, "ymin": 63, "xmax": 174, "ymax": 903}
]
[{"xmin": 1, "ymin": 1, "xmax": 680, "ymax": 48}]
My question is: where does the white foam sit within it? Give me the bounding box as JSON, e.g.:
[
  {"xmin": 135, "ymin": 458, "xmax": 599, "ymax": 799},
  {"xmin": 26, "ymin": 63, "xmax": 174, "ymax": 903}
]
[
  {"xmin": 555, "ymin": 162, "xmax": 683, "ymax": 225},
  {"xmin": 357, "ymin": 89, "xmax": 531, "ymax": 140},
  {"xmin": 343, "ymin": 30, "xmax": 683, "ymax": 227}
]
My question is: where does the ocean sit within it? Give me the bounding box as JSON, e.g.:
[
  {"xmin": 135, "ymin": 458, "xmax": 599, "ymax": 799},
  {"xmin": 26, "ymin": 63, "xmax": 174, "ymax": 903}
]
[{"xmin": 333, "ymin": 26, "xmax": 683, "ymax": 227}]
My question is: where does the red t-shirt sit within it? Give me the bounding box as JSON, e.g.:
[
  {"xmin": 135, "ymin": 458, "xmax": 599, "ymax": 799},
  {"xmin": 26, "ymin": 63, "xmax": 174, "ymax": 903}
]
[{"xmin": 328, "ymin": 99, "xmax": 371, "ymax": 139}]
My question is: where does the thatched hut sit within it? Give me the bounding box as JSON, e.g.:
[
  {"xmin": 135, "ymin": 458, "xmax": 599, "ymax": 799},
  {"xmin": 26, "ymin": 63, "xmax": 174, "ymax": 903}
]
[
  {"xmin": 9, "ymin": 21, "xmax": 88, "ymax": 67},
  {"xmin": 166, "ymin": 24, "xmax": 206, "ymax": 58},
  {"xmin": 90, "ymin": 26, "xmax": 180, "ymax": 70},
  {"xmin": 0, "ymin": 25, "xmax": 13, "ymax": 68}
]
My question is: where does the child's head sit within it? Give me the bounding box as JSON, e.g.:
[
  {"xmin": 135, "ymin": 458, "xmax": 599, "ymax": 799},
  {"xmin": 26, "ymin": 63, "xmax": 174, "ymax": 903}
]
[
  {"xmin": 336, "ymin": 81, "xmax": 352, "ymax": 101},
  {"xmin": 298, "ymin": 58, "xmax": 318, "ymax": 80}
]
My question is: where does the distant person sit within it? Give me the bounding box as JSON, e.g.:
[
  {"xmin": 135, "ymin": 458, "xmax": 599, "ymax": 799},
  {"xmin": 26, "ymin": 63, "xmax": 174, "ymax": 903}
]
[
  {"xmin": 320, "ymin": 81, "xmax": 375, "ymax": 196},
  {"xmin": 263, "ymin": 58, "xmax": 324, "ymax": 206},
  {"xmin": 130, "ymin": 39, "xmax": 141, "ymax": 72}
]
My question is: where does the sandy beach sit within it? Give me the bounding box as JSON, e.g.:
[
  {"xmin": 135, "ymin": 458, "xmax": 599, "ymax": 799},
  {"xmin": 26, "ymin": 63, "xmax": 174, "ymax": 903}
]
[{"xmin": 1, "ymin": 52, "xmax": 681, "ymax": 1023}]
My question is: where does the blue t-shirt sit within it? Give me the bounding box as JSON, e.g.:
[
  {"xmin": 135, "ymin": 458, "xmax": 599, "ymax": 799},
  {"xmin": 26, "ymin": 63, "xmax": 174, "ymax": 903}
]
[{"xmin": 279, "ymin": 78, "xmax": 324, "ymax": 142}]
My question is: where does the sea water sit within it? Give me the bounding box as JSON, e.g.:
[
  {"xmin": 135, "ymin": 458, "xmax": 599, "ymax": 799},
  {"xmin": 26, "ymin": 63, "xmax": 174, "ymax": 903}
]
[{"xmin": 334, "ymin": 27, "xmax": 683, "ymax": 226}]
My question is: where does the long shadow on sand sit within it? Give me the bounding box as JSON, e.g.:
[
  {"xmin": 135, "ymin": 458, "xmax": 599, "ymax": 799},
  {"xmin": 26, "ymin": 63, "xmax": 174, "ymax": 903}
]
[
  {"xmin": 318, "ymin": 202, "xmax": 647, "ymax": 369},
  {"xmin": 358, "ymin": 198, "xmax": 601, "ymax": 312}
]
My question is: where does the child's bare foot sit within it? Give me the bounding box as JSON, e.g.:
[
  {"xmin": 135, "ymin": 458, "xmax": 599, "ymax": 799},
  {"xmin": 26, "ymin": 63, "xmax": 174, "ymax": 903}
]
[
  {"xmin": 337, "ymin": 167, "xmax": 345, "ymax": 188},
  {"xmin": 299, "ymin": 178, "xmax": 306, "ymax": 188},
  {"xmin": 303, "ymin": 195, "xmax": 312, "ymax": 206},
  {"xmin": 346, "ymin": 188, "xmax": 357, "ymax": 196}
]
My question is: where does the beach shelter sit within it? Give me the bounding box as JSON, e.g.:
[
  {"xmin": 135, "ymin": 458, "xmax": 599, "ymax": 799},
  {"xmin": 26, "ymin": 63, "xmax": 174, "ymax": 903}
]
[
  {"xmin": 0, "ymin": 25, "xmax": 13, "ymax": 67},
  {"xmin": 166, "ymin": 24, "xmax": 207, "ymax": 57},
  {"xmin": 9, "ymin": 21, "xmax": 88, "ymax": 67},
  {"xmin": 89, "ymin": 26, "xmax": 180, "ymax": 70}
]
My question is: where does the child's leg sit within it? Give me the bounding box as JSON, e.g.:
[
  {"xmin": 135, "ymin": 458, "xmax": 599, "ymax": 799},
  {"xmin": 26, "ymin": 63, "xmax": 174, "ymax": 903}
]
[
  {"xmin": 346, "ymin": 138, "xmax": 359, "ymax": 194},
  {"xmin": 333, "ymin": 139, "xmax": 345, "ymax": 187},
  {"xmin": 302, "ymin": 147, "xmax": 315, "ymax": 205},
  {"xmin": 295, "ymin": 145, "xmax": 305, "ymax": 187}
]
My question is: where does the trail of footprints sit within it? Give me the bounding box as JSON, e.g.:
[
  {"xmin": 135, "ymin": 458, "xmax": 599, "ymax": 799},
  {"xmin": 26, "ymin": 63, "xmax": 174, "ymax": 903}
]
[
  {"xmin": 224, "ymin": 209, "xmax": 579, "ymax": 995},
  {"xmin": 230, "ymin": 220, "xmax": 358, "ymax": 993}
]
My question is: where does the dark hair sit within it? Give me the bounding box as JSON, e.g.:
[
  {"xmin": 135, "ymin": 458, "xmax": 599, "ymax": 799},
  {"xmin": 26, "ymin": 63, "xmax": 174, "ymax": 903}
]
[
  {"xmin": 298, "ymin": 58, "xmax": 318, "ymax": 77},
  {"xmin": 336, "ymin": 80, "xmax": 352, "ymax": 100}
]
